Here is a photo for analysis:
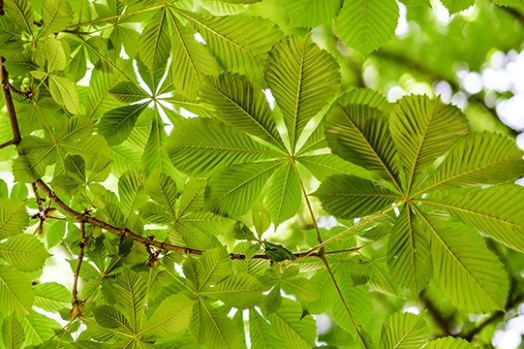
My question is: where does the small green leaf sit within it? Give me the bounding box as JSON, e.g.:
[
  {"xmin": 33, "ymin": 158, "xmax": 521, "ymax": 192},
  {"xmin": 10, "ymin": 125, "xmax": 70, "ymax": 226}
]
[
  {"xmin": 263, "ymin": 285, "xmax": 282, "ymax": 314},
  {"xmin": 264, "ymin": 241, "xmax": 296, "ymax": 262},
  {"xmin": 439, "ymin": 0, "xmax": 475, "ymax": 13},
  {"xmin": 0, "ymin": 234, "xmax": 50, "ymax": 272},
  {"xmin": 250, "ymin": 309, "xmax": 286, "ymax": 349},
  {"xmin": 283, "ymin": 0, "xmax": 342, "ymax": 28}
]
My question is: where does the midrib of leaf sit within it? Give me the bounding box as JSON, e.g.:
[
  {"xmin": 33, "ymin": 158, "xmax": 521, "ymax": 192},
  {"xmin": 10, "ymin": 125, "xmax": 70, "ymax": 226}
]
[
  {"xmin": 212, "ymin": 161, "xmax": 284, "ymax": 205},
  {"xmin": 415, "ymin": 208, "xmax": 497, "ymax": 304},
  {"xmin": 339, "ymin": 107, "xmax": 401, "ymax": 192},
  {"xmin": 405, "ymin": 101, "xmax": 439, "ymax": 194},
  {"xmin": 405, "ymin": 207, "xmax": 418, "ymax": 289}
]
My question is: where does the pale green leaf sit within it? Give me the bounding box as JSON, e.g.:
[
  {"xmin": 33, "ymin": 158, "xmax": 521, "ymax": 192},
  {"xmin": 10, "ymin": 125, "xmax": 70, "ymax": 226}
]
[
  {"xmin": 202, "ymin": 273, "xmax": 265, "ymax": 308},
  {"xmin": 390, "ymin": 96, "xmax": 469, "ymax": 193},
  {"xmin": 140, "ymin": 294, "xmax": 193, "ymax": 337},
  {"xmin": 335, "ymin": 0, "xmax": 398, "ymax": 55},
  {"xmin": 424, "ymin": 132, "xmax": 524, "ymax": 193},
  {"xmin": 166, "ymin": 118, "xmax": 278, "ymax": 176},
  {"xmin": 2, "ymin": 314, "xmax": 25, "ymax": 349},
  {"xmin": 0, "ymin": 266, "xmax": 33, "ymax": 316},
  {"xmin": 420, "ymin": 215, "xmax": 508, "ymax": 312},
  {"xmin": 33, "ymin": 282, "xmax": 70, "ymax": 312},
  {"xmin": 388, "ymin": 208, "xmax": 432, "ymax": 292},
  {"xmin": 424, "ymin": 185, "xmax": 524, "ymax": 253},
  {"xmin": 425, "ymin": 337, "xmax": 477, "ymax": 349},
  {"xmin": 169, "ymin": 12, "xmax": 220, "ymax": 100},
  {"xmin": 315, "ymin": 175, "xmax": 399, "ymax": 219},
  {"xmin": 4, "ymin": 0, "xmax": 33, "ymax": 34},
  {"xmin": 139, "ymin": 9, "xmax": 171, "ymax": 72},
  {"xmin": 266, "ymin": 35, "xmax": 340, "ymax": 151},
  {"xmin": 206, "ymin": 161, "xmax": 283, "ymax": 217},
  {"xmin": 200, "ymin": 73, "xmax": 283, "ymax": 147},
  {"xmin": 48, "ymin": 74, "xmax": 81, "ymax": 114},
  {"xmin": 39, "ymin": 0, "xmax": 72, "ymax": 37},
  {"xmin": 249, "ymin": 309, "xmax": 286, "ymax": 349},
  {"xmin": 380, "ymin": 312, "xmax": 429, "ymax": 349},
  {"xmin": 265, "ymin": 163, "xmax": 302, "ymax": 228},
  {"xmin": 252, "ymin": 202, "xmax": 271, "ymax": 237},
  {"xmin": 268, "ymin": 299, "xmax": 316, "ymax": 349},
  {"xmin": 113, "ymin": 269, "xmax": 147, "ymax": 333},
  {"xmin": 97, "ymin": 104, "xmax": 148, "ymax": 146},
  {"xmin": 327, "ymin": 103, "xmax": 401, "ymax": 189},
  {"xmin": 0, "ymin": 234, "xmax": 50, "ymax": 272},
  {"xmin": 440, "ymin": 0, "xmax": 475, "ymax": 13},
  {"xmin": 0, "ymin": 198, "xmax": 28, "ymax": 239},
  {"xmin": 283, "ymin": 0, "xmax": 342, "ymax": 28}
]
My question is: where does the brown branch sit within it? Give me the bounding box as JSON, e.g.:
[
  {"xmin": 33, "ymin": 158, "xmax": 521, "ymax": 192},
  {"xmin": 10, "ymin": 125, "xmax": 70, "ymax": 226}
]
[
  {"xmin": 70, "ymin": 221, "xmax": 87, "ymax": 318},
  {"xmin": 419, "ymin": 289, "xmax": 454, "ymax": 337},
  {"xmin": 0, "ymin": 57, "xmax": 22, "ymax": 146}
]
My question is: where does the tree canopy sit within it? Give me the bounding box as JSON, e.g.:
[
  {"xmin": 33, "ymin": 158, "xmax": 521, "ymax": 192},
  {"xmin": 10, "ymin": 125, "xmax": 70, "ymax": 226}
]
[{"xmin": 1, "ymin": 0, "xmax": 524, "ymax": 348}]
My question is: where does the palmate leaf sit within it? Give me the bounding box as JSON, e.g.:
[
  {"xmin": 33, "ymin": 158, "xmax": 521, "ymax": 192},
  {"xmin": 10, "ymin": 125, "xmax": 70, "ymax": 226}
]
[
  {"xmin": 424, "ymin": 185, "xmax": 524, "ymax": 252},
  {"xmin": 206, "ymin": 161, "xmax": 283, "ymax": 217},
  {"xmin": 315, "ymin": 175, "xmax": 400, "ymax": 219},
  {"xmin": 0, "ymin": 198, "xmax": 28, "ymax": 239},
  {"xmin": 190, "ymin": 300, "xmax": 243, "ymax": 349},
  {"xmin": 265, "ymin": 162, "xmax": 302, "ymax": 228},
  {"xmin": 387, "ymin": 207, "xmax": 432, "ymax": 292},
  {"xmin": 249, "ymin": 309, "xmax": 287, "ymax": 349},
  {"xmin": 419, "ymin": 214, "xmax": 508, "ymax": 312},
  {"xmin": 0, "ymin": 266, "xmax": 33, "ymax": 316},
  {"xmin": 0, "ymin": 234, "xmax": 50, "ymax": 272},
  {"xmin": 335, "ymin": 0, "xmax": 399, "ymax": 56},
  {"xmin": 267, "ymin": 299, "xmax": 316, "ymax": 349},
  {"xmin": 139, "ymin": 9, "xmax": 171, "ymax": 72},
  {"xmin": 283, "ymin": 0, "xmax": 342, "ymax": 28},
  {"xmin": 423, "ymin": 132, "xmax": 524, "ymax": 193},
  {"xmin": 166, "ymin": 118, "xmax": 278, "ymax": 177},
  {"xmin": 265, "ymin": 35, "xmax": 340, "ymax": 152},
  {"xmin": 177, "ymin": 10, "xmax": 282, "ymax": 80},
  {"xmin": 201, "ymin": 273, "xmax": 266, "ymax": 308},
  {"xmin": 168, "ymin": 11, "xmax": 220, "ymax": 100},
  {"xmin": 380, "ymin": 312, "xmax": 429, "ymax": 349},
  {"xmin": 390, "ymin": 96, "xmax": 469, "ymax": 193},
  {"xmin": 113, "ymin": 269, "xmax": 147, "ymax": 333},
  {"xmin": 425, "ymin": 337, "xmax": 477, "ymax": 349},
  {"xmin": 326, "ymin": 103, "xmax": 401, "ymax": 191},
  {"xmin": 200, "ymin": 73, "xmax": 283, "ymax": 147},
  {"xmin": 140, "ymin": 294, "xmax": 193, "ymax": 338},
  {"xmin": 2, "ymin": 314, "xmax": 25, "ymax": 349}
]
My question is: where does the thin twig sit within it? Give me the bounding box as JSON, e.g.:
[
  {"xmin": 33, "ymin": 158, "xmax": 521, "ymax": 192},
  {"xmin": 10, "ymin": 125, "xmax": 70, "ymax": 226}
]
[
  {"xmin": 71, "ymin": 222, "xmax": 87, "ymax": 318},
  {"xmin": 0, "ymin": 57, "xmax": 22, "ymax": 146}
]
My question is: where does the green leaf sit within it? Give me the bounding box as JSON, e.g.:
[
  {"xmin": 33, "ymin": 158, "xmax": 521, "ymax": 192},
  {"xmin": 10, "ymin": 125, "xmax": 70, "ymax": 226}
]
[
  {"xmin": 425, "ymin": 337, "xmax": 477, "ymax": 349},
  {"xmin": 201, "ymin": 273, "xmax": 265, "ymax": 308},
  {"xmin": 424, "ymin": 185, "xmax": 524, "ymax": 253},
  {"xmin": 93, "ymin": 305, "xmax": 132, "ymax": 332},
  {"xmin": 419, "ymin": 215, "xmax": 508, "ymax": 312},
  {"xmin": 166, "ymin": 118, "xmax": 278, "ymax": 176},
  {"xmin": 335, "ymin": 0, "xmax": 398, "ymax": 55},
  {"xmin": 315, "ymin": 175, "xmax": 399, "ymax": 219},
  {"xmin": 267, "ymin": 299, "xmax": 316, "ymax": 349},
  {"xmin": 177, "ymin": 179, "xmax": 207, "ymax": 217},
  {"xmin": 145, "ymin": 172, "xmax": 178, "ymax": 214},
  {"xmin": 39, "ymin": 0, "xmax": 72, "ymax": 37},
  {"xmin": 0, "ymin": 198, "xmax": 28, "ymax": 239},
  {"xmin": 263, "ymin": 285, "xmax": 282, "ymax": 314},
  {"xmin": 190, "ymin": 300, "xmax": 243, "ymax": 349},
  {"xmin": 4, "ymin": 0, "xmax": 33, "ymax": 34},
  {"xmin": 139, "ymin": 9, "xmax": 171, "ymax": 72},
  {"xmin": 332, "ymin": 277, "xmax": 372, "ymax": 337},
  {"xmin": 387, "ymin": 208, "xmax": 432, "ymax": 292},
  {"xmin": 424, "ymin": 132, "xmax": 524, "ymax": 193},
  {"xmin": 298, "ymin": 154, "xmax": 373, "ymax": 181},
  {"xmin": 252, "ymin": 202, "xmax": 271, "ymax": 237},
  {"xmin": 206, "ymin": 161, "xmax": 283, "ymax": 217},
  {"xmin": 42, "ymin": 37, "xmax": 66, "ymax": 72},
  {"xmin": 338, "ymin": 88, "xmax": 392, "ymax": 112},
  {"xmin": 283, "ymin": 0, "xmax": 342, "ymax": 28},
  {"xmin": 250, "ymin": 309, "xmax": 286, "ymax": 349},
  {"xmin": 280, "ymin": 277, "xmax": 320, "ymax": 303},
  {"xmin": 169, "ymin": 12, "xmax": 220, "ymax": 100},
  {"xmin": 200, "ymin": 73, "xmax": 283, "ymax": 147},
  {"xmin": 33, "ymin": 282, "xmax": 70, "ymax": 312},
  {"xmin": 179, "ymin": 10, "xmax": 282, "ymax": 79},
  {"xmin": 380, "ymin": 312, "xmax": 429, "ymax": 349},
  {"xmin": 48, "ymin": 75, "xmax": 81, "ymax": 114},
  {"xmin": 118, "ymin": 171, "xmax": 146, "ymax": 220},
  {"xmin": 439, "ymin": 0, "xmax": 475, "ymax": 13},
  {"xmin": 113, "ymin": 269, "xmax": 147, "ymax": 333},
  {"xmin": 266, "ymin": 35, "xmax": 340, "ymax": 152},
  {"xmin": 109, "ymin": 82, "xmax": 149, "ymax": 103},
  {"xmin": 0, "ymin": 266, "xmax": 33, "ymax": 316},
  {"xmin": 265, "ymin": 163, "xmax": 302, "ymax": 228},
  {"xmin": 199, "ymin": 247, "xmax": 232, "ymax": 290},
  {"xmin": 19, "ymin": 311, "xmax": 60, "ymax": 346},
  {"xmin": 2, "ymin": 314, "xmax": 25, "ymax": 349},
  {"xmin": 326, "ymin": 104, "xmax": 401, "ymax": 190},
  {"xmin": 390, "ymin": 96, "xmax": 469, "ymax": 193},
  {"xmin": 97, "ymin": 104, "xmax": 148, "ymax": 146},
  {"xmin": 140, "ymin": 294, "xmax": 193, "ymax": 337},
  {"xmin": 0, "ymin": 234, "xmax": 50, "ymax": 272}
]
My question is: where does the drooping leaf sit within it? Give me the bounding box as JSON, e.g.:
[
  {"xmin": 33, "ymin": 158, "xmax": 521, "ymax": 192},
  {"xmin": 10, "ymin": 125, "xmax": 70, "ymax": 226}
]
[
  {"xmin": 380, "ymin": 312, "xmax": 429, "ymax": 349},
  {"xmin": 265, "ymin": 162, "xmax": 302, "ymax": 228},
  {"xmin": 0, "ymin": 234, "xmax": 50, "ymax": 272},
  {"xmin": 335, "ymin": 0, "xmax": 399, "ymax": 55},
  {"xmin": 315, "ymin": 175, "xmax": 399, "ymax": 219},
  {"xmin": 0, "ymin": 198, "xmax": 28, "ymax": 239},
  {"xmin": 266, "ymin": 35, "xmax": 340, "ymax": 152},
  {"xmin": 0, "ymin": 266, "xmax": 33, "ymax": 316}
]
